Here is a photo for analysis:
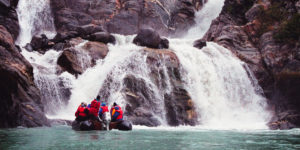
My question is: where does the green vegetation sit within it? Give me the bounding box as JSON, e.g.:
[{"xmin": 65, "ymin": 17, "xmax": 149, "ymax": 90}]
[
  {"xmin": 225, "ymin": 0, "xmax": 254, "ymax": 17},
  {"xmin": 256, "ymin": 1, "xmax": 287, "ymax": 37},
  {"xmin": 274, "ymin": 14, "xmax": 300, "ymax": 43},
  {"xmin": 256, "ymin": 1, "xmax": 299, "ymax": 43}
]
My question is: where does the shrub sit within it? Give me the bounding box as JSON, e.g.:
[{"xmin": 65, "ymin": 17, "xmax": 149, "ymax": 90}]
[{"xmin": 274, "ymin": 14, "xmax": 300, "ymax": 43}]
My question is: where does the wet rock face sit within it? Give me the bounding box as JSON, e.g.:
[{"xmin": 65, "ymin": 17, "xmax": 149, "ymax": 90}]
[
  {"xmin": 133, "ymin": 28, "xmax": 169, "ymax": 49},
  {"xmin": 27, "ymin": 34, "xmax": 55, "ymax": 53},
  {"xmin": 168, "ymin": 0, "xmax": 196, "ymax": 35},
  {"xmin": 57, "ymin": 48, "xmax": 84, "ymax": 76},
  {"xmin": 50, "ymin": 0, "xmax": 205, "ymax": 36},
  {"xmin": 83, "ymin": 41, "xmax": 109, "ymax": 65},
  {"xmin": 193, "ymin": 39, "xmax": 206, "ymax": 49},
  {"xmin": 0, "ymin": 25, "xmax": 49, "ymax": 128},
  {"xmin": 57, "ymin": 38, "xmax": 109, "ymax": 76},
  {"xmin": 203, "ymin": 0, "xmax": 300, "ymax": 129},
  {"xmin": 87, "ymin": 32, "xmax": 116, "ymax": 45},
  {"xmin": 0, "ymin": 0, "xmax": 19, "ymax": 40}
]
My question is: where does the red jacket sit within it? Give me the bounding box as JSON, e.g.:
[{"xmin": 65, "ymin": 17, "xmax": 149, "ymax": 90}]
[
  {"xmin": 110, "ymin": 105, "xmax": 123, "ymax": 121},
  {"xmin": 89, "ymin": 99, "xmax": 100, "ymax": 117},
  {"xmin": 75, "ymin": 105, "xmax": 87, "ymax": 117},
  {"xmin": 100, "ymin": 106, "xmax": 109, "ymax": 113}
]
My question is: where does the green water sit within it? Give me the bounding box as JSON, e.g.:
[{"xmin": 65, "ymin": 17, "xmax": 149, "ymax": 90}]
[{"xmin": 0, "ymin": 126, "xmax": 299, "ymax": 150}]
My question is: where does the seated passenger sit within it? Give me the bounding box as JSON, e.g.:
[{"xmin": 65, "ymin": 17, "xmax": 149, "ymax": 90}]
[
  {"xmin": 75, "ymin": 102, "xmax": 89, "ymax": 121},
  {"xmin": 99, "ymin": 102, "xmax": 109, "ymax": 121},
  {"xmin": 110, "ymin": 102, "xmax": 123, "ymax": 122}
]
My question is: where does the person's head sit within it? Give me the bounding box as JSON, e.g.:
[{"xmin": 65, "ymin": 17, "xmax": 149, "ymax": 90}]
[
  {"xmin": 87, "ymin": 104, "xmax": 91, "ymax": 108},
  {"xmin": 96, "ymin": 95, "xmax": 100, "ymax": 101},
  {"xmin": 113, "ymin": 102, "xmax": 117, "ymax": 106},
  {"xmin": 115, "ymin": 106, "xmax": 119, "ymax": 110},
  {"xmin": 101, "ymin": 102, "xmax": 106, "ymax": 106},
  {"xmin": 81, "ymin": 102, "xmax": 86, "ymax": 107}
]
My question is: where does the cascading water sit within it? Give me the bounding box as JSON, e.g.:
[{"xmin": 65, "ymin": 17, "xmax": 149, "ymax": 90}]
[
  {"xmin": 184, "ymin": 0, "xmax": 225, "ymax": 39},
  {"xmin": 16, "ymin": 0, "xmax": 271, "ymax": 129},
  {"xmin": 56, "ymin": 35, "xmax": 171, "ymax": 125},
  {"xmin": 171, "ymin": 0, "xmax": 271, "ymax": 129},
  {"xmin": 21, "ymin": 50, "xmax": 75, "ymax": 114},
  {"xmin": 16, "ymin": 0, "xmax": 56, "ymax": 46},
  {"xmin": 170, "ymin": 40, "xmax": 271, "ymax": 129},
  {"xmin": 16, "ymin": 0, "xmax": 70, "ymax": 115}
]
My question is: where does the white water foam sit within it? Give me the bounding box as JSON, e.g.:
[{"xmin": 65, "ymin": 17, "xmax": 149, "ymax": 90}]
[
  {"xmin": 16, "ymin": 0, "xmax": 56, "ymax": 46},
  {"xmin": 53, "ymin": 35, "xmax": 171, "ymax": 126},
  {"xmin": 184, "ymin": 0, "xmax": 225, "ymax": 39},
  {"xmin": 170, "ymin": 40, "xmax": 271, "ymax": 129}
]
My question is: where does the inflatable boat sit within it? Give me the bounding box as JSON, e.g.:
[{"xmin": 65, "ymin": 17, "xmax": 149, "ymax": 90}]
[{"xmin": 72, "ymin": 119, "xmax": 132, "ymax": 131}]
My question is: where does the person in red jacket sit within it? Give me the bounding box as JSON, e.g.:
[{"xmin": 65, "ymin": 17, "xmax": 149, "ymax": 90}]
[
  {"xmin": 98, "ymin": 102, "xmax": 109, "ymax": 121},
  {"xmin": 110, "ymin": 102, "xmax": 123, "ymax": 122},
  {"xmin": 89, "ymin": 95, "xmax": 101, "ymax": 120},
  {"xmin": 75, "ymin": 102, "xmax": 89, "ymax": 121}
]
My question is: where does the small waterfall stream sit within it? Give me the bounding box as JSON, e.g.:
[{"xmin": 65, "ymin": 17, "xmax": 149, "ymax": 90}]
[
  {"xmin": 16, "ymin": 0, "xmax": 271, "ymax": 129},
  {"xmin": 16, "ymin": 0, "xmax": 56, "ymax": 47}
]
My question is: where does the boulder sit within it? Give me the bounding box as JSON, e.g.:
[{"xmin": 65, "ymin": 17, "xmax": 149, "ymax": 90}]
[
  {"xmin": 57, "ymin": 38, "xmax": 109, "ymax": 76},
  {"xmin": 0, "ymin": 25, "xmax": 49, "ymax": 128},
  {"xmin": 193, "ymin": 39, "xmax": 207, "ymax": 49},
  {"xmin": 133, "ymin": 28, "xmax": 169, "ymax": 49},
  {"xmin": 51, "ymin": 31, "xmax": 79, "ymax": 43},
  {"xmin": 159, "ymin": 38, "xmax": 169, "ymax": 49},
  {"xmin": 77, "ymin": 24, "xmax": 104, "ymax": 38},
  {"xmin": 87, "ymin": 32, "xmax": 116, "ymax": 44},
  {"xmin": 52, "ymin": 42, "xmax": 65, "ymax": 51},
  {"xmin": 57, "ymin": 48, "xmax": 83, "ymax": 76},
  {"xmin": 82, "ymin": 41, "xmax": 109, "ymax": 65},
  {"xmin": 29, "ymin": 34, "xmax": 50, "ymax": 52},
  {"xmin": 24, "ymin": 43, "xmax": 33, "ymax": 52}
]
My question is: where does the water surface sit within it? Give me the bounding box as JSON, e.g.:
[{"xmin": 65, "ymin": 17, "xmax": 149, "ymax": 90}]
[{"xmin": 0, "ymin": 126, "xmax": 300, "ymax": 150}]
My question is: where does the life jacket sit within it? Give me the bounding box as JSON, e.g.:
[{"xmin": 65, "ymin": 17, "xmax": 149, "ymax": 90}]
[
  {"xmin": 89, "ymin": 99, "xmax": 100, "ymax": 117},
  {"xmin": 75, "ymin": 106, "xmax": 87, "ymax": 117},
  {"xmin": 111, "ymin": 105, "xmax": 123, "ymax": 122},
  {"xmin": 90, "ymin": 99, "xmax": 100, "ymax": 110},
  {"xmin": 99, "ymin": 105, "xmax": 109, "ymax": 116}
]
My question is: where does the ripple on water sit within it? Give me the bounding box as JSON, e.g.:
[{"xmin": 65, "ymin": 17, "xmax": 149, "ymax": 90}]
[{"xmin": 0, "ymin": 126, "xmax": 300, "ymax": 150}]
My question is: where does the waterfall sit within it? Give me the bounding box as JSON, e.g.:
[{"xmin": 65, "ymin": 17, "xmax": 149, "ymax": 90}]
[
  {"xmin": 170, "ymin": 40, "xmax": 271, "ymax": 129},
  {"xmin": 16, "ymin": 0, "xmax": 56, "ymax": 47},
  {"xmin": 15, "ymin": 0, "xmax": 271, "ymax": 129},
  {"xmin": 16, "ymin": 0, "xmax": 69, "ymax": 115},
  {"xmin": 56, "ymin": 35, "xmax": 171, "ymax": 125},
  {"xmin": 184, "ymin": 0, "xmax": 225, "ymax": 39}
]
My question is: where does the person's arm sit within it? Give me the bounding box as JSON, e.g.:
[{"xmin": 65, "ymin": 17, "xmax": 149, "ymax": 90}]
[
  {"xmin": 98, "ymin": 108, "xmax": 103, "ymax": 115},
  {"xmin": 84, "ymin": 108, "xmax": 89, "ymax": 115}
]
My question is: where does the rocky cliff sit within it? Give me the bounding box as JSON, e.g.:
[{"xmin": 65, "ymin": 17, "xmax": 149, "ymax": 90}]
[
  {"xmin": 50, "ymin": 0, "xmax": 205, "ymax": 36},
  {"xmin": 203, "ymin": 0, "xmax": 300, "ymax": 129},
  {"xmin": 0, "ymin": 0, "xmax": 50, "ymax": 128}
]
